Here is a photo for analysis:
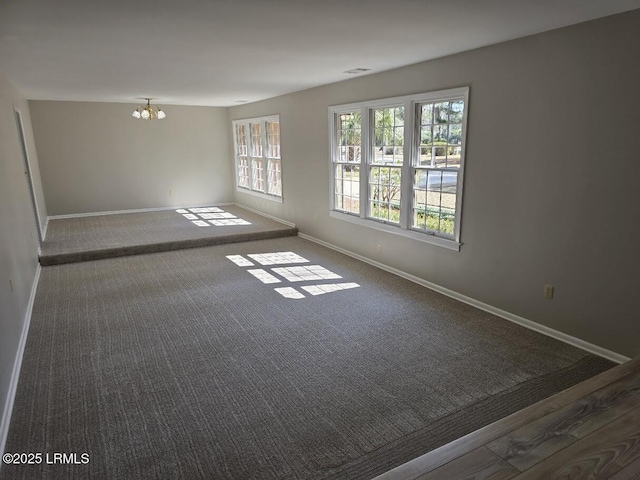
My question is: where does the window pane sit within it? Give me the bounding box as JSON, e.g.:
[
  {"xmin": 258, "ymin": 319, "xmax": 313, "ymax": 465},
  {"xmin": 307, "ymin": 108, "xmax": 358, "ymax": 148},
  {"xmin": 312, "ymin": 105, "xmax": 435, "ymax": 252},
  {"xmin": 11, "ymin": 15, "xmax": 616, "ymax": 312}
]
[
  {"xmin": 334, "ymin": 165, "xmax": 360, "ymax": 214},
  {"xmin": 421, "ymin": 104, "xmax": 433, "ymax": 125},
  {"xmin": 449, "ymin": 100, "xmax": 464, "ymax": 123},
  {"xmin": 267, "ymin": 159, "xmax": 282, "ymax": 196},
  {"xmin": 368, "ymin": 166, "xmax": 401, "ymax": 223},
  {"xmin": 433, "ymin": 124, "xmax": 447, "ymax": 143},
  {"xmin": 434, "ymin": 102, "xmax": 449, "ymax": 123},
  {"xmin": 432, "ymin": 125, "xmax": 448, "ymax": 167},
  {"xmin": 421, "ymin": 127, "xmax": 433, "ymax": 146},
  {"xmin": 448, "ymin": 146, "xmax": 462, "ymax": 168},
  {"xmin": 448, "ymin": 124, "xmax": 462, "ymax": 146},
  {"xmin": 372, "ymin": 106, "xmax": 404, "ymax": 165}
]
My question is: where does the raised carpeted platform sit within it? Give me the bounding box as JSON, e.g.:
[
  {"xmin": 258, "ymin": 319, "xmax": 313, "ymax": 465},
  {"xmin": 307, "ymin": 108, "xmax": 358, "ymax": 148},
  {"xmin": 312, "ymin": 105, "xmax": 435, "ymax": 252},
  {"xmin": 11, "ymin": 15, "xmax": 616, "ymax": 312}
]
[
  {"xmin": 39, "ymin": 205, "xmax": 297, "ymax": 265},
  {"xmin": 3, "ymin": 236, "xmax": 614, "ymax": 480}
]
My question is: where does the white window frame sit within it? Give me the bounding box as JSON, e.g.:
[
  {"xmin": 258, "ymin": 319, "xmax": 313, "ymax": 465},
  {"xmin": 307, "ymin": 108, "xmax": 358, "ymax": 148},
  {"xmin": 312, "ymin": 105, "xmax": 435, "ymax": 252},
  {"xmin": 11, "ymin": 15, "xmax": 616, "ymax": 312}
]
[
  {"xmin": 329, "ymin": 87, "xmax": 469, "ymax": 251},
  {"xmin": 232, "ymin": 114, "xmax": 283, "ymax": 203}
]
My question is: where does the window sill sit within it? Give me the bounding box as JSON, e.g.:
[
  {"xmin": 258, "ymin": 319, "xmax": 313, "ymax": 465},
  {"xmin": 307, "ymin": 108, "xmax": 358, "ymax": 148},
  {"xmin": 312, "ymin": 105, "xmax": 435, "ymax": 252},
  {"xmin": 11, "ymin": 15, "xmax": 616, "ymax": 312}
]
[
  {"xmin": 235, "ymin": 187, "xmax": 283, "ymax": 204},
  {"xmin": 329, "ymin": 210, "xmax": 461, "ymax": 251}
]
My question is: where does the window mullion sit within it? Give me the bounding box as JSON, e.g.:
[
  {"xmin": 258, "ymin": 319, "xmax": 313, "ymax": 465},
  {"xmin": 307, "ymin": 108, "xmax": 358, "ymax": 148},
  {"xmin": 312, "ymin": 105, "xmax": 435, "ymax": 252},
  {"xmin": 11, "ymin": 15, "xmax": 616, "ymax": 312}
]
[
  {"xmin": 232, "ymin": 124, "xmax": 240, "ymax": 186},
  {"xmin": 400, "ymin": 100, "xmax": 413, "ymax": 230},
  {"xmin": 244, "ymin": 122, "xmax": 254, "ymax": 191},
  {"xmin": 360, "ymin": 106, "xmax": 369, "ymax": 219},
  {"xmin": 261, "ymin": 121, "xmax": 269, "ymax": 194},
  {"xmin": 329, "ymin": 113, "xmax": 336, "ymax": 211}
]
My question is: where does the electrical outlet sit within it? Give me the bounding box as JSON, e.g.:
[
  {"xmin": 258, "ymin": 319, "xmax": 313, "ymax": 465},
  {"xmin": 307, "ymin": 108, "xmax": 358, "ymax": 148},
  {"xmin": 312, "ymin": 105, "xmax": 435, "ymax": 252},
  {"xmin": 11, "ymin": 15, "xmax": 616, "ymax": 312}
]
[
  {"xmin": 377, "ymin": 244, "xmax": 383, "ymax": 254},
  {"xmin": 544, "ymin": 285, "xmax": 554, "ymax": 300}
]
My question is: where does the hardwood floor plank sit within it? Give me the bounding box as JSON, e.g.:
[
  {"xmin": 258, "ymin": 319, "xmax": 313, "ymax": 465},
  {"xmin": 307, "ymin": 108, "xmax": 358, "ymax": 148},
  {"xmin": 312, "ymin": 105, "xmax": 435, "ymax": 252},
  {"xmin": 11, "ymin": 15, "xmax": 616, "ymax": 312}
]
[
  {"xmin": 607, "ymin": 456, "xmax": 640, "ymax": 479},
  {"xmin": 374, "ymin": 357, "xmax": 639, "ymax": 480},
  {"xmin": 512, "ymin": 406, "xmax": 640, "ymax": 479},
  {"xmin": 486, "ymin": 368, "xmax": 640, "ymax": 471},
  {"xmin": 415, "ymin": 447, "xmax": 519, "ymax": 480}
]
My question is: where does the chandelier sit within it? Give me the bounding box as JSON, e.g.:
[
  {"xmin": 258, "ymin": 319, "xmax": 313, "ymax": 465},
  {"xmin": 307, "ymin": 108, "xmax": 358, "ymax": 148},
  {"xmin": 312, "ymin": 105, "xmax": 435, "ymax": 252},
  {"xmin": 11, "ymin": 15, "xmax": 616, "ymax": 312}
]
[{"xmin": 132, "ymin": 98, "xmax": 166, "ymax": 120}]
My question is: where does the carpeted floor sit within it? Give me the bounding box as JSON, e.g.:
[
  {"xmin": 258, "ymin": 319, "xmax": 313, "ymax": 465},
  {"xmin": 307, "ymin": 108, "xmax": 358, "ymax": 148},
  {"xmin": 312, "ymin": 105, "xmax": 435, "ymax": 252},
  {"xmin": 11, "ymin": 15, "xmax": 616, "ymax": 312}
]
[
  {"xmin": 39, "ymin": 205, "xmax": 297, "ymax": 265},
  {"xmin": 2, "ymin": 236, "xmax": 613, "ymax": 479}
]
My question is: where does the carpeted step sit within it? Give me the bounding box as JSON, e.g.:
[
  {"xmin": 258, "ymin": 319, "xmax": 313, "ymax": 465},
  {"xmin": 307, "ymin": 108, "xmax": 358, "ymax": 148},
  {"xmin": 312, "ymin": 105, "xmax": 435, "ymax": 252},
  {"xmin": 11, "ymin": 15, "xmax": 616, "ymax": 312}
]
[{"xmin": 39, "ymin": 227, "xmax": 298, "ymax": 265}]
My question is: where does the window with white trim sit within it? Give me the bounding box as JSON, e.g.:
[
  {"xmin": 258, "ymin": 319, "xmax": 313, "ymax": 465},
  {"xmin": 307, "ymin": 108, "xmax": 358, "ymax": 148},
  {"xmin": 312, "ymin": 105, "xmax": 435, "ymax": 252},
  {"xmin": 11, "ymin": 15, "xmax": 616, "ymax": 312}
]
[
  {"xmin": 233, "ymin": 115, "xmax": 282, "ymax": 200},
  {"xmin": 329, "ymin": 87, "xmax": 468, "ymax": 249}
]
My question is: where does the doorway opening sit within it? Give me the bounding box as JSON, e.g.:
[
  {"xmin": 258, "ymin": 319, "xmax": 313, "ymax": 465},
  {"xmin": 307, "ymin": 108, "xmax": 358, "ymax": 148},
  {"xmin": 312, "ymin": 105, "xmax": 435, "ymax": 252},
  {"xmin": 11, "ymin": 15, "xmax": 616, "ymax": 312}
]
[{"xmin": 14, "ymin": 108, "xmax": 43, "ymax": 243}]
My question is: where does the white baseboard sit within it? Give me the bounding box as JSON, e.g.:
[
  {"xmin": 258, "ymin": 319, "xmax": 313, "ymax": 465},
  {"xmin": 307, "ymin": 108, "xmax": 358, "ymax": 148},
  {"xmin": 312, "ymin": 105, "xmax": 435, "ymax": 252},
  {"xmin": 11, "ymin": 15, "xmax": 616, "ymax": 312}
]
[
  {"xmin": 47, "ymin": 202, "xmax": 235, "ymax": 221},
  {"xmin": 41, "ymin": 218, "xmax": 48, "ymax": 240},
  {"xmin": 298, "ymin": 232, "xmax": 630, "ymax": 365},
  {"xmin": 234, "ymin": 203, "xmax": 296, "ymax": 228},
  {"xmin": 0, "ymin": 263, "xmax": 41, "ymax": 459}
]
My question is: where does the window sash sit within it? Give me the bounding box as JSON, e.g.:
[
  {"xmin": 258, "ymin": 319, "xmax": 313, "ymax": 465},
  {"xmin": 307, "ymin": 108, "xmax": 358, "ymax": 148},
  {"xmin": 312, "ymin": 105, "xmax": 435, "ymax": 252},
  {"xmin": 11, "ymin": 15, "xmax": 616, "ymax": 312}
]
[
  {"xmin": 267, "ymin": 159, "xmax": 282, "ymax": 196},
  {"xmin": 237, "ymin": 157, "xmax": 250, "ymax": 189},
  {"xmin": 334, "ymin": 163, "xmax": 360, "ymax": 215},
  {"xmin": 251, "ymin": 158, "xmax": 264, "ymax": 192},
  {"xmin": 411, "ymin": 167, "xmax": 459, "ymax": 238},
  {"xmin": 368, "ymin": 165, "xmax": 402, "ymax": 224},
  {"xmin": 266, "ymin": 121, "xmax": 280, "ymax": 159}
]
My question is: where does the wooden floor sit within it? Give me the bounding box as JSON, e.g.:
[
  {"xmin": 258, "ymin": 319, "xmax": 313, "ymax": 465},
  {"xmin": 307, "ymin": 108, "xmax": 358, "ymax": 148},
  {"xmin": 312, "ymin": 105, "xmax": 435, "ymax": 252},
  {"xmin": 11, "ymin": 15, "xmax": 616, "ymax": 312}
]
[{"xmin": 376, "ymin": 355, "xmax": 640, "ymax": 479}]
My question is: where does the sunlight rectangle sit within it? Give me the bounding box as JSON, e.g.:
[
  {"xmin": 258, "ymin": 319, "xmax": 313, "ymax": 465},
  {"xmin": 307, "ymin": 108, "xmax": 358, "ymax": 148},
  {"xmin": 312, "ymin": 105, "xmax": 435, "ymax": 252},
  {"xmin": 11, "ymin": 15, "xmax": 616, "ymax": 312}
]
[
  {"xmin": 192, "ymin": 220, "xmax": 210, "ymax": 227},
  {"xmin": 274, "ymin": 287, "xmax": 305, "ymax": 299},
  {"xmin": 301, "ymin": 283, "xmax": 360, "ymax": 296},
  {"xmin": 189, "ymin": 207, "xmax": 224, "ymax": 213},
  {"xmin": 209, "ymin": 219, "xmax": 251, "ymax": 226},
  {"xmin": 226, "ymin": 255, "xmax": 254, "ymax": 267},
  {"xmin": 247, "ymin": 269, "xmax": 281, "ymax": 284},
  {"xmin": 272, "ymin": 265, "xmax": 342, "ymax": 282},
  {"xmin": 199, "ymin": 212, "xmax": 237, "ymax": 219},
  {"xmin": 247, "ymin": 252, "xmax": 309, "ymax": 266}
]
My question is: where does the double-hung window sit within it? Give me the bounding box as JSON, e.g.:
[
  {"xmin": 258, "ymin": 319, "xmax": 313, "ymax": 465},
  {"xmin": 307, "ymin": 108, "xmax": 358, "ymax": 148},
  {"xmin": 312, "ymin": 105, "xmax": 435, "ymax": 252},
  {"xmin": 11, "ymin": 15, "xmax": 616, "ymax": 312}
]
[
  {"xmin": 233, "ymin": 115, "xmax": 282, "ymax": 201},
  {"xmin": 329, "ymin": 87, "xmax": 468, "ymax": 250}
]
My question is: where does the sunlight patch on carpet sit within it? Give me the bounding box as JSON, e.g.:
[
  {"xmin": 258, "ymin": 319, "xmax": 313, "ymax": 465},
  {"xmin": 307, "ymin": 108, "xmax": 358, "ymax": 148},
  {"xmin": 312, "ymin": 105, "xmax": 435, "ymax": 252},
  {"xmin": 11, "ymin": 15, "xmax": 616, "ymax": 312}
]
[
  {"xmin": 301, "ymin": 283, "xmax": 360, "ymax": 295},
  {"xmin": 248, "ymin": 269, "xmax": 281, "ymax": 284},
  {"xmin": 274, "ymin": 287, "xmax": 306, "ymax": 299},
  {"xmin": 178, "ymin": 206, "xmax": 252, "ymax": 227}
]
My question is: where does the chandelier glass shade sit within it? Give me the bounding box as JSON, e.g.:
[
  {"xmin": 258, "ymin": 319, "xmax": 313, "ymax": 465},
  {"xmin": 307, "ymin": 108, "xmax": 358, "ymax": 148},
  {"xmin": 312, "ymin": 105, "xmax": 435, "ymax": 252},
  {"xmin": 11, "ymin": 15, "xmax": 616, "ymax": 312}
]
[{"xmin": 132, "ymin": 99, "xmax": 166, "ymax": 120}]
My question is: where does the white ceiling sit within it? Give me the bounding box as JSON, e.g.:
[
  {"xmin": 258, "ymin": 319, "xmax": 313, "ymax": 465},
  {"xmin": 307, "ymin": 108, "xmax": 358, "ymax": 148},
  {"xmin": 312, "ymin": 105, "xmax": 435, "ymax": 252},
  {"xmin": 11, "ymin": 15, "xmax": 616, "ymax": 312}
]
[{"xmin": 1, "ymin": 0, "xmax": 639, "ymax": 107}]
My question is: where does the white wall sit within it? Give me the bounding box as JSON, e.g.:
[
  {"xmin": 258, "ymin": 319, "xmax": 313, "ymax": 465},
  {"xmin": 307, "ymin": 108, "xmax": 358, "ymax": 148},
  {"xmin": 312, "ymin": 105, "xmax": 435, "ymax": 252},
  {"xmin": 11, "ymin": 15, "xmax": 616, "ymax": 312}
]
[
  {"xmin": 0, "ymin": 70, "xmax": 44, "ymax": 453},
  {"xmin": 30, "ymin": 101, "xmax": 233, "ymax": 215},
  {"xmin": 230, "ymin": 10, "xmax": 640, "ymax": 358}
]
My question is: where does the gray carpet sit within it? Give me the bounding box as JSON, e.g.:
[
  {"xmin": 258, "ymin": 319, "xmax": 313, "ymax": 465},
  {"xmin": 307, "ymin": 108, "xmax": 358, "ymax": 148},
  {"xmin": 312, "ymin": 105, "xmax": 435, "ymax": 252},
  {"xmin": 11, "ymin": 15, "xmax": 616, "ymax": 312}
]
[
  {"xmin": 3, "ymin": 237, "xmax": 613, "ymax": 479},
  {"xmin": 39, "ymin": 205, "xmax": 297, "ymax": 265}
]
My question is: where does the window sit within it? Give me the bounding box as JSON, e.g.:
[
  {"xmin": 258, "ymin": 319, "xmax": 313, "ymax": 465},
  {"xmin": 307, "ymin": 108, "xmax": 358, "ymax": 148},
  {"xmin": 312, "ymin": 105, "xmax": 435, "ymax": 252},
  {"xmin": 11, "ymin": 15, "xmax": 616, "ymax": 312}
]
[
  {"xmin": 329, "ymin": 87, "xmax": 468, "ymax": 250},
  {"xmin": 233, "ymin": 115, "xmax": 282, "ymax": 201}
]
